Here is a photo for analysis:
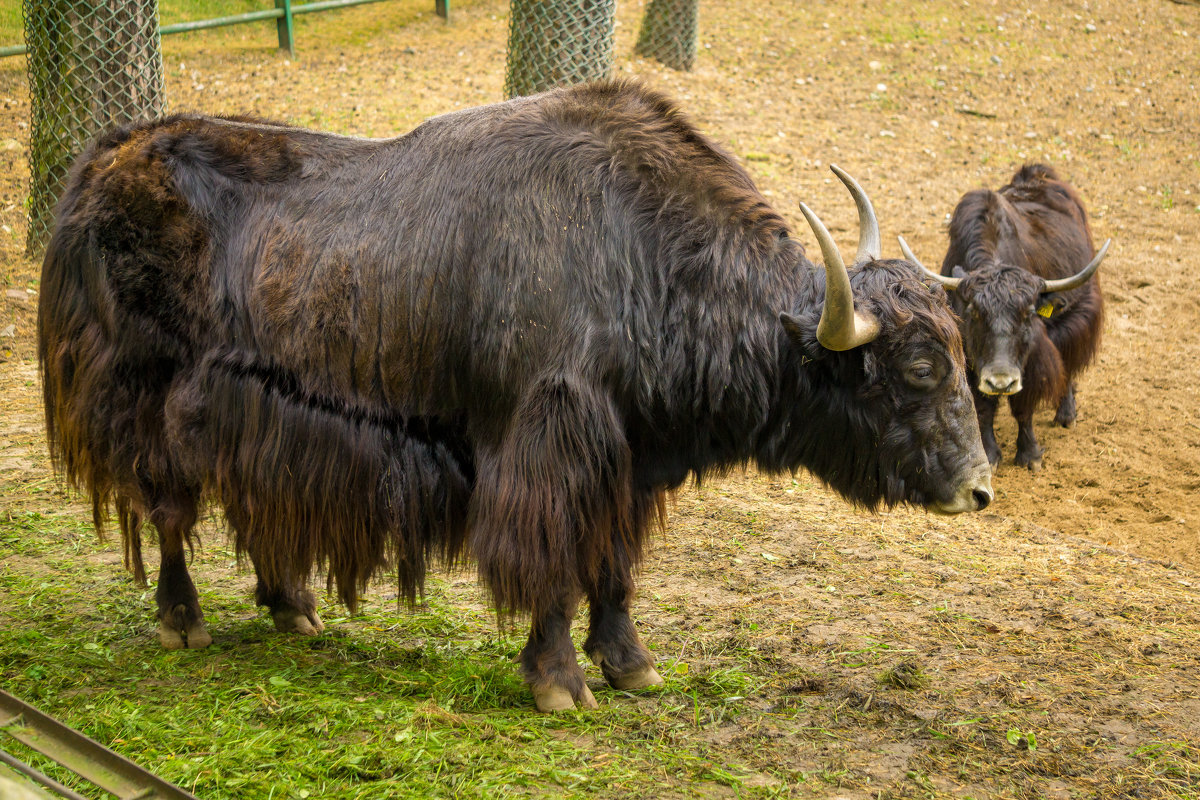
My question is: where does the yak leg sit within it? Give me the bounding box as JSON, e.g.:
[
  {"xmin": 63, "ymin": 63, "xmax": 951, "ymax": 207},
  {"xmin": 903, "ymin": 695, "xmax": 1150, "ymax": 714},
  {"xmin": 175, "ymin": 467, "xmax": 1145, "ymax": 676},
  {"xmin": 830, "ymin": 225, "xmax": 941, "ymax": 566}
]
[
  {"xmin": 1009, "ymin": 391, "xmax": 1044, "ymax": 471},
  {"xmin": 153, "ymin": 503, "xmax": 212, "ymax": 650},
  {"xmin": 974, "ymin": 390, "xmax": 1002, "ymax": 468},
  {"xmin": 522, "ymin": 589, "xmax": 598, "ymax": 713},
  {"xmin": 474, "ymin": 372, "xmax": 633, "ymax": 711},
  {"xmin": 237, "ymin": 527, "xmax": 324, "ymax": 636},
  {"xmin": 1054, "ymin": 382, "xmax": 1078, "ymax": 428},
  {"xmin": 251, "ymin": 565, "xmax": 324, "ymax": 637},
  {"xmin": 584, "ymin": 556, "xmax": 662, "ymax": 692}
]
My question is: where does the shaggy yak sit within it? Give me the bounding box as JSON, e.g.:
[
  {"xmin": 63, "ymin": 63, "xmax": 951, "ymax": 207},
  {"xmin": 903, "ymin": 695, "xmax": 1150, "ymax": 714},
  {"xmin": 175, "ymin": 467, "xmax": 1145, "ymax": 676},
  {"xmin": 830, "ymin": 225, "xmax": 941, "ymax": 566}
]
[
  {"xmin": 900, "ymin": 163, "xmax": 1108, "ymax": 471},
  {"xmin": 40, "ymin": 80, "xmax": 993, "ymax": 712}
]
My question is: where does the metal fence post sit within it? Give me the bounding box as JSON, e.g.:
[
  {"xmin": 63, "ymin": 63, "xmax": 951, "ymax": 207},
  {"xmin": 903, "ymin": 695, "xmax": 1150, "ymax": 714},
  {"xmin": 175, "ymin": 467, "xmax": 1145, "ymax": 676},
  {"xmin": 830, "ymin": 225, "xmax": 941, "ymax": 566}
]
[
  {"xmin": 504, "ymin": 0, "xmax": 615, "ymax": 98},
  {"xmin": 435, "ymin": 0, "xmax": 450, "ymax": 21},
  {"xmin": 23, "ymin": 0, "xmax": 166, "ymax": 256},
  {"xmin": 635, "ymin": 0, "xmax": 698, "ymax": 71},
  {"xmin": 275, "ymin": 0, "xmax": 295, "ymax": 55}
]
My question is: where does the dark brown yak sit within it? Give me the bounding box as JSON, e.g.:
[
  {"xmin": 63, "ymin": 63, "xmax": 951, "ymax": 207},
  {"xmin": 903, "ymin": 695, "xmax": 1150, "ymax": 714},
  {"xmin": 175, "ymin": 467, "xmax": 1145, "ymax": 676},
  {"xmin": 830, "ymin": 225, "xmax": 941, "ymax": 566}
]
[
  {"xmin": 39, "ymin": 81, "xmax": 992, "ymax": 712},
  {"xmin": 900, "ymin": 163, "xmax": 1108, "ymax": 470}
]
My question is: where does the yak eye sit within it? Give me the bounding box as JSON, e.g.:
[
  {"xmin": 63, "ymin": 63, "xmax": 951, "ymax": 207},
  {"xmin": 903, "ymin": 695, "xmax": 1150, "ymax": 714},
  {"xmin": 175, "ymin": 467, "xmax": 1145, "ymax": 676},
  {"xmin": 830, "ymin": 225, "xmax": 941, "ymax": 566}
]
[{"xmin": 905, "ymin": 360, "xmax": 939, "ymax": 389}]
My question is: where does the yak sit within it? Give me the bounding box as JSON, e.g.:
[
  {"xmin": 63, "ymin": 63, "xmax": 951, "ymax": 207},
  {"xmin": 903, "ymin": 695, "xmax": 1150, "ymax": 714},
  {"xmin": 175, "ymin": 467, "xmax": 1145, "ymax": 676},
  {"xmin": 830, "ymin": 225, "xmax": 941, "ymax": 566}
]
[
  {"xmin": 900, "ymin": 163, "xmax": 1108, "ymax": 471},
  {"xmin": 39, "ymin": 80, "xmax": 992, "ymax": 712}
]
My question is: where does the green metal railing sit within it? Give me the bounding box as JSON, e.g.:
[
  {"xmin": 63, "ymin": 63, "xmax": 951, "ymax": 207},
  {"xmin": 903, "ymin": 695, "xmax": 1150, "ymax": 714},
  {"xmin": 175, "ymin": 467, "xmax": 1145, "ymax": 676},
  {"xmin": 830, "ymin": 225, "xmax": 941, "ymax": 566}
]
[{"xmin": 1, "ymin": 0, "xmax": 450, "ymax": 59}]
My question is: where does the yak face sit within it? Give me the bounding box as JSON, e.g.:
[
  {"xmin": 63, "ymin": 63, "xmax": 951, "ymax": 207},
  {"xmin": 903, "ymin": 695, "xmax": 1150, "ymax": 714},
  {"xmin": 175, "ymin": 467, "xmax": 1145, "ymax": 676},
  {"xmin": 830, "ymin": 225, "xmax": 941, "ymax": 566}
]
[
  {"xmin": 781, "ymin": 260, "xmax": 993, "ymax": 515},
  {"xmin": 853, "ymin": 262, "xmax": 993, "ymax": 514},
  {"xmin": 946, "ymin": 264, "xmax": 1052, "ymax": 397},
  {"xmin": 779, "ymin": 168, "xmax": 992, "ymax": 515}
]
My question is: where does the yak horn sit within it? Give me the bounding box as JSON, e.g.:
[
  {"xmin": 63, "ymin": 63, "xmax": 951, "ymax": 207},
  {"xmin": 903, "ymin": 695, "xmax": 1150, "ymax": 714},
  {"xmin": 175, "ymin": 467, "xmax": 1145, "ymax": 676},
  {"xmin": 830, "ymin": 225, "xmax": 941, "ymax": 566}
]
[
  {"xmin": 898, "ymin": 236, "xmax": 962, "ymax": 289},
  {"xmin": 799, "ymin": 200, "xmax": 881, "ymax": 351},
  {"xmin": 1041, "ymin": 238, "xmax": 1110, "ymax": 293},
  {"xmin": 830, "ymin": 165, "xmax": 882, "ymax": 264}
]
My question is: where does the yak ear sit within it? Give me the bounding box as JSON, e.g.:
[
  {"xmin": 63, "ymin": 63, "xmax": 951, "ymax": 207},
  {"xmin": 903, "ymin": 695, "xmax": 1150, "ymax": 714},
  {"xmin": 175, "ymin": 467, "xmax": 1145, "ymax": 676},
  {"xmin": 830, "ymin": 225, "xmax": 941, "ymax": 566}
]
[
  {"xmin": 951, "ymin": 265, "xmax": 969, "ymax": 280},
  {"xmin": 779, "ymin": 312, "xmax": 807, "ymax": 344}
]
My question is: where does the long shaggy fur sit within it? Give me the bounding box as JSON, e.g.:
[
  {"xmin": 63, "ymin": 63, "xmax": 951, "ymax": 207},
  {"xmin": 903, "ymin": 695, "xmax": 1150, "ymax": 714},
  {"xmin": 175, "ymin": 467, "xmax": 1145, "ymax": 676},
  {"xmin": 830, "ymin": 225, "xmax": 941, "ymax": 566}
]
[
  {"xmin": 942, "ymin": 163, "xmax": 1104, "ymax": 412},
  {"xmin": 39, "ymin": 80, "xmax": 980, "ymax": 627}
]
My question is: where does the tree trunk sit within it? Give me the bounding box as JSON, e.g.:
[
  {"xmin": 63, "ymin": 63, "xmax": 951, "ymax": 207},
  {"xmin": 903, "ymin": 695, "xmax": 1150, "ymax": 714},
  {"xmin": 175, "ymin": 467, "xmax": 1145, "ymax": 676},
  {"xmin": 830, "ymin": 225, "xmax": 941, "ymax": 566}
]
[
  {"xmin": 635, "ymin": 0, "xmax": 698, "ymax": 71},
  {"xmin": 504, "ymin": 0, "xmax": 616, "ymax": 99},
  {"xmin": 24, "ymin": 0, "xmax": 165, "ymax": 256}
]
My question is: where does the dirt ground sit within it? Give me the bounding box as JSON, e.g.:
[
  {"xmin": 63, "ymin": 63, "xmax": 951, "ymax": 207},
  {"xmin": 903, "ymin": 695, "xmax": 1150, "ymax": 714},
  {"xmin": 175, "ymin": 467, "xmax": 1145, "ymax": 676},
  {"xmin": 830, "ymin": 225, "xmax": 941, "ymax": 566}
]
[
  {"xmin": 4, "ymin": 0, "xmax": 1198, "ymax": 567},
  {"xmin": 2, "ymin": 0, "xmax": 1200, "ymax": 795}
]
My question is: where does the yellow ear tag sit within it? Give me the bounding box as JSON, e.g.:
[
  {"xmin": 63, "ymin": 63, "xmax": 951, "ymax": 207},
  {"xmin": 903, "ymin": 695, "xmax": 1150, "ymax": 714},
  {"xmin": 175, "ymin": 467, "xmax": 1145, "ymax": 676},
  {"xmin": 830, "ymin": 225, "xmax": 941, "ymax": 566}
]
[{"xmin": 1037, "ymin": 302, "xmax": 1054, "ymax": 318}]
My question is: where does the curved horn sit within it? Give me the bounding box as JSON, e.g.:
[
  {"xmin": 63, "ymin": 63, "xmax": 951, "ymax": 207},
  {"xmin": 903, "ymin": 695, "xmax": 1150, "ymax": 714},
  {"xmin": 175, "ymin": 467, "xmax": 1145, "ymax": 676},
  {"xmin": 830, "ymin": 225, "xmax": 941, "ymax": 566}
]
[
  {"xmin": 898, "ymin": 235, "xmax": 962, "ymax": 289},
  {"xmin": 798, "ymin": 200, "xmax": 881, "ymax": 351},
  {"xmin": 1041, "ymin": 238, "xmax": 1110, "ymax": 293},
  {"xmin": 830, "ymin": 164, "xmax": 881, "ymax": 264}
]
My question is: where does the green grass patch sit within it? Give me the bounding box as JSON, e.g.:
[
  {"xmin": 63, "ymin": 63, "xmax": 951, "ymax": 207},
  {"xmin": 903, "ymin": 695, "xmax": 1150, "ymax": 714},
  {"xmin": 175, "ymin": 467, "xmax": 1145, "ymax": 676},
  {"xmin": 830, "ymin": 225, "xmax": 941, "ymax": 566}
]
[
  {"xmin": 2, "ymin": 2, "xmax": 266, "ymax": 50},
  {"xmin": 0, "ymin": 509, "xmax": 795, "ymax": 798},
  {"xmin": 1, "ymin": 0, "xmax": 448, "ymax": 56}
]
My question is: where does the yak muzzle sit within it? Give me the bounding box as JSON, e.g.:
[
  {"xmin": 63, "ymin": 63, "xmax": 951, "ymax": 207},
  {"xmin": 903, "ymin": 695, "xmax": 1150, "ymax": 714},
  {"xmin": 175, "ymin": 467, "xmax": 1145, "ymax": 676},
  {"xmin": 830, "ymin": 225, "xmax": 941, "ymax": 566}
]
[
  {"xmin": 979, "ymin": 366, "xmax": 1022, "ymax": 397},
  {"xmin": 931, "ymin": 463, "xmax": 994, "ymax": 515}
]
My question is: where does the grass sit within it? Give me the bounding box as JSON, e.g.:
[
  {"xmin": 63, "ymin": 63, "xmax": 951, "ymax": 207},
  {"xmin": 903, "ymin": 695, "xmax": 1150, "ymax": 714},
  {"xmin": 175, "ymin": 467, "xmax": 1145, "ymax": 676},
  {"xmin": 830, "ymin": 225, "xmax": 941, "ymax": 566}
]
[
  {"xmin": 0, "ymin": 507, "xmax": 795, "ymax": 799},
  {"xmin": 0, "ymin": 0, "xmax": 447, "ymax": 56}
]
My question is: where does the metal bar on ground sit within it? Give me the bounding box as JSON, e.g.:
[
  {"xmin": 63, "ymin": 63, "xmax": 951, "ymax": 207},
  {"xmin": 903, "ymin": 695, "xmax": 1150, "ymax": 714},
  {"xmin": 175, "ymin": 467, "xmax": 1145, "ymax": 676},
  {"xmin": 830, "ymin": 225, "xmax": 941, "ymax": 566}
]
[
  {"xmin": 0, "ymin": 750, "xmax": 87, "ymax": 800},
  {"xmin": 0, "ymin": 690, "xmax": 200, "ymax": 800}
]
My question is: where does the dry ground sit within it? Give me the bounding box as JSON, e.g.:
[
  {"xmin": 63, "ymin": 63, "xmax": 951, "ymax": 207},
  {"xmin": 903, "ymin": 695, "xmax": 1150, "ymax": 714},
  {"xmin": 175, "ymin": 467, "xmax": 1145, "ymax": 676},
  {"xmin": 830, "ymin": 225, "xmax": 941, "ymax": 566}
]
[{"xmin": 2, "ymin": 0, "xmax": 1200, "ymax": 796}]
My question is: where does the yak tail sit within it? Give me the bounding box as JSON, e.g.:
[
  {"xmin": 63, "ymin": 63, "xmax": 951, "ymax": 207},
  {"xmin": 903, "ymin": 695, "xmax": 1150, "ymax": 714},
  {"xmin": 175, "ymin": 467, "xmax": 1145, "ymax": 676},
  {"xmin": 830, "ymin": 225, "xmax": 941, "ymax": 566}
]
[
  {"xmin": 38, "ymin": 182, "xmax": 158, "ymax": 583},
  {"xmin": 170, "ymin": 351, "xmax": 475, "ymax": 610},
  {"xmin": 38, "ymin": 122, "xmax": 203, "ymax": 584}
]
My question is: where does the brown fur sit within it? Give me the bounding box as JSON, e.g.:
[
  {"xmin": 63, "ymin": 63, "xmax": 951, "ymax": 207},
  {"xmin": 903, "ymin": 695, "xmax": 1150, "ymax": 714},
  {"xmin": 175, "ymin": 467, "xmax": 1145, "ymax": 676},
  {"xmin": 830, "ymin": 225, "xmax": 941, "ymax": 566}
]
[{"xmin": 941, "ymin": 163, "xmax": 1105, "ymax": 467}]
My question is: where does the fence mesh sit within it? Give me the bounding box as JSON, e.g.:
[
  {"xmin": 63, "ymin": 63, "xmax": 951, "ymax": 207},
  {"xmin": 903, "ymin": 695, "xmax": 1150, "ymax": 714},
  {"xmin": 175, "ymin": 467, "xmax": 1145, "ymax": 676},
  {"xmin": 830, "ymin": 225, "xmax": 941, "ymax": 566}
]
[
  {"xmin": 24, "ymin": 0, "xmax": 165, "ymax": 256},
  {"xmin": 504, "ymin": 0, "xmax": 615, "ymax": 98},
  {"xmin": 635, "ymin": 0, "xmax": 698, "ymax": 71}
]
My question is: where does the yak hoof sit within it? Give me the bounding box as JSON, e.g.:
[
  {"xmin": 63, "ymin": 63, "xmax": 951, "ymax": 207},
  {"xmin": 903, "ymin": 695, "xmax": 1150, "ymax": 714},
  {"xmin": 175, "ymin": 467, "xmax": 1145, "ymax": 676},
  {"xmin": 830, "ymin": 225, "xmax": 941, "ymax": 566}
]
[
  {"xmin": 272, "ymin": 608, "xmax": 325, "ymax": 636},
  {"xmin": 1017, "ymin": 455, "xmax": 1043, "ymax": 473},
  {"xmin": 159, "ymin": 620, "xmax": 213, "ymax": 650},
  {"xmin": 608, "ymin": 665, "xmax": 664, "ymax": 691},
  {"xmin": 532, "ymin": 683, "xmax": 599, "ymax": 713}
]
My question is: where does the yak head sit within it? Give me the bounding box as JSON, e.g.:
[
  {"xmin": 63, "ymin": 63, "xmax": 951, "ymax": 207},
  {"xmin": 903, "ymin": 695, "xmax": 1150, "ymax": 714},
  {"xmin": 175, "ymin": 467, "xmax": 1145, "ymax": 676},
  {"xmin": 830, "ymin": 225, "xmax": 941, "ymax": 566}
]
[
  {"xmin": 899, "ymin": 238, "xmax": 1109, "ymax": 397},
  {"xmin": 778, "ymin": 167, "xmax": 993, "ymax": 515}
]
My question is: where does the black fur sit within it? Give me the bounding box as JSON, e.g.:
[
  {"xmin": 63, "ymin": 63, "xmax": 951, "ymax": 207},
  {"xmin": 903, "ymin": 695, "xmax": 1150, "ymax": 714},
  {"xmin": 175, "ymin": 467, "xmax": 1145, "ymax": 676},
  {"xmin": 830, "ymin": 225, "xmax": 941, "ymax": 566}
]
[{"xmin": 39, "ymin": 80, "xmax": 985, "ymax": 707}]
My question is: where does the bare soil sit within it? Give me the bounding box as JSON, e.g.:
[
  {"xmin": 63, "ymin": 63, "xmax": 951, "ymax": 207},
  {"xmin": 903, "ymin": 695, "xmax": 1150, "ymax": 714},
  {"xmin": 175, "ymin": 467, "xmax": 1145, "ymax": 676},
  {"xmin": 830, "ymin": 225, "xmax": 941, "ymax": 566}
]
[{"xmin": 3, "ymin": 0, "xmax": 1200, "ymax": 795}]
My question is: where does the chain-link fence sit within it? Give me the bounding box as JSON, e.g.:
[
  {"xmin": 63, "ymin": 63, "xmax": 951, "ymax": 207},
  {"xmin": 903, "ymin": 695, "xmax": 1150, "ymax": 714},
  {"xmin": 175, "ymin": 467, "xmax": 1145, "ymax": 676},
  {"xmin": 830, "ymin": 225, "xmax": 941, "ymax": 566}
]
[
  {"xmin": 24, "ymin": 0, "xmax": 165, "ymax": 256},
  {"xmin": 504, "ymin": 0, "xmax": 615, "ymax": 98},
  {"xmin": 635, "ymin": 0, "xmax": 697, "ymax": 71}
]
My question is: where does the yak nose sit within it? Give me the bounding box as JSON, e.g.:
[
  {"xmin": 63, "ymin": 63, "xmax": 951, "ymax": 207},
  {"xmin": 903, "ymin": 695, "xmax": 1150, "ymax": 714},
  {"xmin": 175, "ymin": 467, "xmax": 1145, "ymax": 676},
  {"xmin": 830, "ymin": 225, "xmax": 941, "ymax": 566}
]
[
  {"xmin": 972, "ymin": 486, "xmax": 993, "ymax": 511},
  {"xmin": 980, "ymin": 368, "xmax": 1022, "ymax": 396},
  {"xmin": 932, "ymin": 464, "xmax": 994, "ymax": 514}
]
